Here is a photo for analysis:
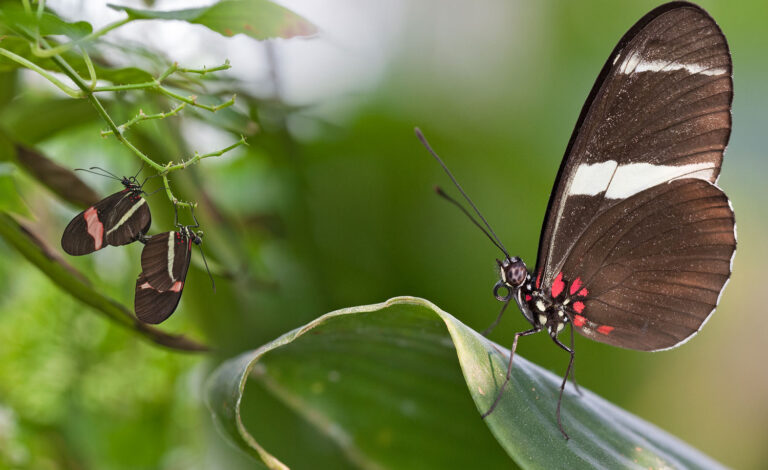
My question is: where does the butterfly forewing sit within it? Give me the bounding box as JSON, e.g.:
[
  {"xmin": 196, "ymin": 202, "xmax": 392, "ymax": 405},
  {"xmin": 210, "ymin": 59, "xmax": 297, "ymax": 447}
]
[
  {"xmin": 139, "ymin": 231, "xmax": 192, "ymax": 291},
  {"xmin": 559, "ymin": 178, "xmax": 735, "ymax": 350},
  {"xmin": 536, "ymin": 3, "xmax": 733, "ymax": 293}
]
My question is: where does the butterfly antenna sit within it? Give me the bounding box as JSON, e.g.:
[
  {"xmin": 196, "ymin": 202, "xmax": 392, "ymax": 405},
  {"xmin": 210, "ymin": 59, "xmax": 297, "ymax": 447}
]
[
  {"xmin": 415, "ymin": 127, "xmax": 511, "ymax": 258},
  {"xmin": 434, "ymin": 186, "xmax": 510, "ymax": 258},
  {"xmin": 197, "ymin": 241, "xmax": 216, "ymax": 292},
  {"xmin": 89, "ymin": 166, "xmax": 122, "ymax": 180},
  {"xmin": 74, "ymin": 168, "xmax": 121, "ymax": 181}
]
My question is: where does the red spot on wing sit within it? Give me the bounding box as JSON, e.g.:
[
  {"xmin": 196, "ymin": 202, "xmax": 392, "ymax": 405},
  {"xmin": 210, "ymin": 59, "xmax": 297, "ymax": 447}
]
[
  {"xmin": 170, "ymin": 281, "xmax": 184, "ymax": 293},
  {"xmin": 84, "ymin": 207, "xmax": 104, "ymax": 250},
  {"xmin": 597, "ymin": 325, "xmax": 614, "ymax": 335},
  {"xmin": 551, "ymin": 272, "xmax": 564, "ymax": 298},
  {"xmin": 573, "ymin": 301, "xmax": 585, "ymax": 313},
  {"xmin": 570, "ymin": 277, "xmax": 582, "ymax": 296},
  {"xmin": 535, "ymin": 270, "xmax": 542, "ymax": 289},
  {"xmin": 140, "ymin": 282, "xmax": 153, "ymax": 290},
  {"xmin": 525, "ymin": 294, "xmax": 532, "ymax": 301},
  {"xmin": 573, "ymin": 315, "xmax": 586, "ymax": 327},
  {"xmin": 578, "ymin": 288, "xmax": 588, "ymax": 297}
]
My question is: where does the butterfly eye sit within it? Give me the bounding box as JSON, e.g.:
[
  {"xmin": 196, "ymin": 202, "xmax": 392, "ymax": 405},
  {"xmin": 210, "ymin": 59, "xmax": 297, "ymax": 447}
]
[{"xmin": 502, "ymin": 258, "xmax": 527, "ymax": 287}]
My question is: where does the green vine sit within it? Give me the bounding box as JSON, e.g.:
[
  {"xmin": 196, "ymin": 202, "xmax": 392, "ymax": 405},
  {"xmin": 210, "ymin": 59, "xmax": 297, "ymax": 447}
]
[{"xmin": 0, "ymin": 6, "xmax": 246, "ymax": 208}]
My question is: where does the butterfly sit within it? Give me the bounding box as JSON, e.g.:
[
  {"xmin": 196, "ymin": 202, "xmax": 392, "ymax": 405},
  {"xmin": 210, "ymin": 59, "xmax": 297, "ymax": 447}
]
[
  {"xmin": 134, "ymin": 209, "xmax": 214, "ymax": 324},
  {"xmin": 61, "ymin": 168, "xmax": 151, "ymax": 256},
  {"xmin": 418, "ymin": 1, "xmax": 735, "ymax": 439}
]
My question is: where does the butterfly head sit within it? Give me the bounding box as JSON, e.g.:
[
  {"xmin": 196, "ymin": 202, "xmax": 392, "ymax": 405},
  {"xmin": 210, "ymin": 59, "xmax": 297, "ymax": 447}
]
[
  {"xmin": 121, "ymin": 176, "xmax": 142, "ymax": 191},
  {"xmin": 494, "ymin": 256, "xmax": 527, "ymax": 301}
]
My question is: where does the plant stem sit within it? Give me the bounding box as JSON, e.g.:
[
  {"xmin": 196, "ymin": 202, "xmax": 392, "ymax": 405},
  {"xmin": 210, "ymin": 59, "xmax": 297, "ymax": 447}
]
[
  {"xmin": 101, "ymin": 103, "xmax": 187, "ymax": 136},
  {"xmin": 0, "ymin": 47, "xmax": 82, "ymax": 98},
  {"xmin": 15, "ymin": 26, "xmax": 240, "ymax": 208},
  {"xmin": 165, "ymin": 135, "xmax": 248, "ymax": 172}
]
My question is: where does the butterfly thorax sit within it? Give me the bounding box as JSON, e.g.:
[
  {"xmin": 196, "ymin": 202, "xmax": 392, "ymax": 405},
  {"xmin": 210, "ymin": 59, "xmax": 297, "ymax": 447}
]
[{"xmin": 497, "ymin": 257, "xmax": 589, "ymax": 338}]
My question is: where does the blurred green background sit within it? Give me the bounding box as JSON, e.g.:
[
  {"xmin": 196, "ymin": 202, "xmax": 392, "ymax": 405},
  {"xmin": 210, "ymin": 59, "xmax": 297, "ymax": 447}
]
[{"xmin": 0, "ymin": 0, "xmax": 766, "ymax": 468}]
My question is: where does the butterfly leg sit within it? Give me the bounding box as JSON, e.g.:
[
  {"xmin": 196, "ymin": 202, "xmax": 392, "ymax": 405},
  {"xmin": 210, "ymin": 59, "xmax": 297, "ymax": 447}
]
[
  {"xmin": 551, "ymin": 335, "xmax": 576, "ymax": 440},
  {"xmin": 482, "ymin": 298, "xmax": 511, "ymax": 336},
  {"xmin": 482, "ymin": 326, "xmax": 540, "ymax": 418}
]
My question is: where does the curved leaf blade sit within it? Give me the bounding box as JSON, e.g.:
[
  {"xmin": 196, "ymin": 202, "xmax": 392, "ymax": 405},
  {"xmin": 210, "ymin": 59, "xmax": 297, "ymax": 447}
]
[
  {"xmin": 207, "ymin": 297, "xmax": 725, "ymax": 470},
  {"xmin": 109, "ymin": 0, "xmax": 317, "ymax": 40}
]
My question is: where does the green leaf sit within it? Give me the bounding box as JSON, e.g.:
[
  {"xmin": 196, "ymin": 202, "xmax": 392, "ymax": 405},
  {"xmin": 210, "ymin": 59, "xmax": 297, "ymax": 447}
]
[
  {"xmin": 0, "ymin": 4, "xmax": 93, "ymax": 39},
  {"xmin": 109, "ymin": 0, "xmax": 317, "ymax": 40},
  {"xmin": 206, "ymin": 297, "xmax": 726, "ymax": 470},
  {"xmin": 0, "ymin": 36, "xmax": 154, "ymax": 85},
  {"xmin": 0, "ymin": 97, "xmax": 96, "ymax": 145},
  {"xmin": 0, "ymin": 212, "xmax": 208, "ymax": 352},
  {"xmin": 0, "ymin": 163, "xmax": 31, "ymax": 216}
]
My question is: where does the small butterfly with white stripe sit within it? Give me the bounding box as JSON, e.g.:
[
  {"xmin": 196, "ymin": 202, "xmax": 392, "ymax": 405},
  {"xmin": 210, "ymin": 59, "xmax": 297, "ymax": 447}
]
[
  {"xmin": 61, "ymin": 168, "xmax": 151, "ymax": 256},
  {"xmin": 134, "ymin": 210, "xmax": 214, "ymax": 324}
]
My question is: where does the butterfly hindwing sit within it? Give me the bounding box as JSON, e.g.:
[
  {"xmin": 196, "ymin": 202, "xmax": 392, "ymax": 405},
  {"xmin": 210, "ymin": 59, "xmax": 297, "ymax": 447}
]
[
  {"xmin": 558, "ymin": 178, "xmax": 735, "ymax": 350},
  {"xmin": 134, "ymin": 273, "xmax": 185, "ymax": 324},
  {"xmin": 536, "ymin": 3, "xmax": 733, "ymax": 293},
  {"xmin": 61, "ymin": 191, "xmax": 129, "ymax": 255}
]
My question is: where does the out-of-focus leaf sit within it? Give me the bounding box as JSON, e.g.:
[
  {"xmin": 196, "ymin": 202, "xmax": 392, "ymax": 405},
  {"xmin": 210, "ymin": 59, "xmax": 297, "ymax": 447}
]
[
  {"xmin": 94, "ymin": 65, "xmax": 154, "ymax": 85},
  {"xmin": 0, "ymin": 70, "xmax": 17, "ymax": 108},
  {"xmin": 206, "ymin": 297, "xmax": 726, "ymax": 470},
  {"xmin": 0, "ymin": 212, "xmax": 208, "ymax": 352},
  {"xmin": 0, "ymin": 98, "xmax": 96, "ymax": 145},
  {"xmin": 109, "ymin": 0, "xmax": 317, "ymax": 40},
  {"xmin": 0, "ymin": 4, "xmax": 93, "ymax": 39},
  {"xmin": 15, "ymin": 145, "xmax": 101, "ymax": 208},
  {"xmin": 0, "ymin": 36, "xmax": 154, "ymax": 85},
  {"xmin": 0, "ymin": 163, "xmax": 31, "ymax": 216},
  {"xmin": 0, "ymin": 130, "xmax": 15, "ymax": 162}
]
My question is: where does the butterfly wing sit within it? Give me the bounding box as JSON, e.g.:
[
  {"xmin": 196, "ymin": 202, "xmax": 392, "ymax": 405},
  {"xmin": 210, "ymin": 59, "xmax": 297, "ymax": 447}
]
[
  {"xmin": 139, "ymin": 231, "xmax": 192, "ymax": 291},
  {"xmin": 104, "ymin": 192, "xmax": 151, "ymax": 246},
  {"xmin": 536, "ymin": 3, "xmax": 732, "ymax": 288},
  {"xmin": 559, "ymin": 178, "xmax": 735, "ymax": 350},
  {"xmin": 134, "ymin": 273, "xmax": 185, "ymax": 324},
  {"xmin": 61, "ymin": 191, "xmax": 128, "ymax": 255}
]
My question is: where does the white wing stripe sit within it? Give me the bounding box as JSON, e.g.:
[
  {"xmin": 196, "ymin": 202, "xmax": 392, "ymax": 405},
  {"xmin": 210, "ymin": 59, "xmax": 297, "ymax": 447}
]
[
  {"xmin": 167, "ymin": 232, "xmax": 176, "ymax": 282},
  {"xmin": 620, "ymin": 57, "xmax": 727, "ymax": 77},
  {"xmin": 106, "ymin": 198, "xmax": 146, "ymax": 235},
  {"xmin": 568, "ymin": 160, "xmax": 716, "ymax": 199}
]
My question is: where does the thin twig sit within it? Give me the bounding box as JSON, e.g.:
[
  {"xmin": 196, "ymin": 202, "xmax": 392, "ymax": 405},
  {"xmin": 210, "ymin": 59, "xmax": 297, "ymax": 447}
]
[
  {"xmin": 101, "ymin": 103, "xmax": 187, "ymax": 136},
  {"xmin": 0, "ymin": 47, "xmax": 82, "ymax": 98}
]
